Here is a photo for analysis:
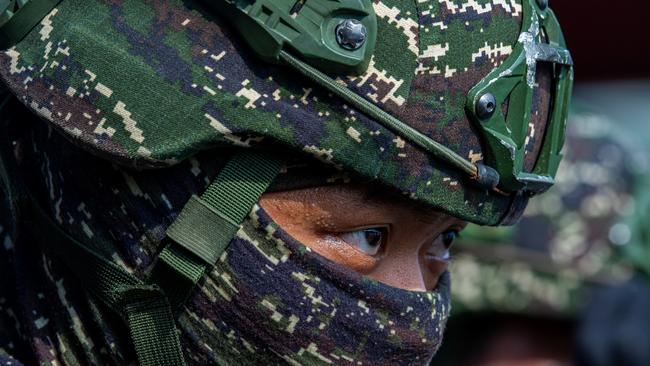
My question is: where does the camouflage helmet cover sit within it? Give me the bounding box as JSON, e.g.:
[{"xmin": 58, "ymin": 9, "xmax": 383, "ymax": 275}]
[{"xmin": 0, "ymin": 0, "xmax": 572, "ymax": 225}]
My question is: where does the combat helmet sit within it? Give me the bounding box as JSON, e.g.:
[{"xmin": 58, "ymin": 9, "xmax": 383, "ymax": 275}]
[{"xmin": 0, "ymin": 0, "xmax": 573, "ymax": 364}]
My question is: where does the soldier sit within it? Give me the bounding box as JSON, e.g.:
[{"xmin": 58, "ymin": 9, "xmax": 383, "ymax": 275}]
[
  {"xmin": 0, "ymin": 0, "xmax": 572, "ymax": 365},
  {"xmin": 435, "ymin": 105, "xmax": 650, "ymax": 366}
]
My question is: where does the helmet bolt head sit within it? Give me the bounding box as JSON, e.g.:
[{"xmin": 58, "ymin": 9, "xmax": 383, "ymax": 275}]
[
  {"xmin": 537, "ymin": 0, "xmax": 548, "ymax": 10},
  {"xmin": 476, "ymin": 93, "xmax": 497, "ymax": 120},
  {"xmin": 336, "ymin": 19, "xmax": 367, "ymax": 51}
]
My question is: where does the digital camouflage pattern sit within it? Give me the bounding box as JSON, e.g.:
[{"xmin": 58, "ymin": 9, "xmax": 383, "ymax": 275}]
[
  {"xmin": 0, "ymin": 108, "xmax": 449, "ymax": 365},
  {"xmin": 448, "ymin": 107, "xmax": 649, "ymax": 316},
  {"xmin": 0, "ymin": 0, "xmax": 545, "ymax": 226}
]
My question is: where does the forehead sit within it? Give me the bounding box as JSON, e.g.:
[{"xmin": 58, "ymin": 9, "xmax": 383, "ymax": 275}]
[{"xmin": 300, "ymin": 183, "xmax": 461, "ymax": 224}]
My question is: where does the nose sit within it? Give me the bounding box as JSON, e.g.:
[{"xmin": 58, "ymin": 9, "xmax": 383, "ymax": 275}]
[{"xmin": 368, "ymin": 250, "xmax": 429, "ymax": 292}]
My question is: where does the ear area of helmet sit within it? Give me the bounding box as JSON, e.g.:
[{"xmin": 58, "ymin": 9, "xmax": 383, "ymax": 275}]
[{"xmin": 464, "ymin": 0, "xmax": 574, "ymax": 196}]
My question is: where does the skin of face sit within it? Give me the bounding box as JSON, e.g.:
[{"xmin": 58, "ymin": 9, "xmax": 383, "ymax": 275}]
[{"xmin": 259, "ymin": 184, "xmax": 467, "ymax": 292}]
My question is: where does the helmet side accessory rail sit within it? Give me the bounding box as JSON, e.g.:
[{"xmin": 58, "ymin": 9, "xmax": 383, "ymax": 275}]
[
  {"xmin": 198, "ymin": 0, "xmax": 378, "ymax": 75},
  {"xmin": 466, "ymin": 0, "xmax": 574, "ymax": 195},
  {"xmin": 204, "ymin": 0, "xmax": 500, "ymax": 189}
]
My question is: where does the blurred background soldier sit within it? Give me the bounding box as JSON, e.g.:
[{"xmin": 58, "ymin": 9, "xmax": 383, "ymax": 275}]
[{"xmin": 434, "ymin": 102, "xmax": 650, "ymax": 366}]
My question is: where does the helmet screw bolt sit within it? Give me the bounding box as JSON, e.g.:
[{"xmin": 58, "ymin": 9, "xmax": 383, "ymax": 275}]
[
  {"xmin": 476, "ymin": 93, "xmax": 497, "ymax": 120},
  {"xmin": 537, "ymin": 0, "xmax": 548, "ymax": 10},
  {"xmin": 336, "ymin": 19, "xmax": 367, "ymax": 51}
]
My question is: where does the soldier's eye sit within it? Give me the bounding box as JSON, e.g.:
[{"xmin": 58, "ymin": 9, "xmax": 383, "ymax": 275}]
[
  {"xmin": 441, "ymin": 230, "xmax": 458, "ymax": 249},
  {"xmin": 428, "ymin": 229, "xmax": 459, "ymax": 261},
  {"xmin": 340, "ymin": 227, "xmax": 387, "ymax": 255}
]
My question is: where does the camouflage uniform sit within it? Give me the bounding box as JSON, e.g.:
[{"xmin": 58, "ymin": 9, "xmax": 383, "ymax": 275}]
[{"xmin": 0, "ymin": 0, "xmax": 572, "ymax": 365}]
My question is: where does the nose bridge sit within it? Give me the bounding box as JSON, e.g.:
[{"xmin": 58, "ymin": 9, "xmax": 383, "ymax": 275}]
[{"xmin": 373, "ymin": 242, "xmax": 427, "ymax": 292}]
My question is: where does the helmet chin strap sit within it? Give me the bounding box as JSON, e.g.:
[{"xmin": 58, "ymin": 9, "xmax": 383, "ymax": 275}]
[
  {"xmin": 9, "ymin": 143, "xmax": 285, "ymax": 366},
  {"xmin": 0, "ymin": 86, "xmax": 285, "ymax": 365},
  {"xmin": 149, "ymin": 150, "xmax": 284, "ymax": 310}
]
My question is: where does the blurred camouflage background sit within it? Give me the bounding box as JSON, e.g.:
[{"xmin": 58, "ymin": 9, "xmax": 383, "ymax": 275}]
[
  {"xmin": 435, "ymin": 85, "xmax": 650, "ymax": 366},
  {"xmin": 434, "ymin": 1, "xmax": 650, "ymax": 365}
]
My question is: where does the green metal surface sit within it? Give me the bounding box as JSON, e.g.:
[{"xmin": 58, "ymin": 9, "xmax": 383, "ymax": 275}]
[
  {"xmin": 466, "ymin": 0, "xmax": 574, "ymax": 194},
  {"xmin": 204, "ymin": 0, "xmax": 376, "ymax": 75}
]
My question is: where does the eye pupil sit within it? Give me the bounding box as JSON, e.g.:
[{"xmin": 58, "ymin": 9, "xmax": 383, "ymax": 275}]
[
  {"xmin": 442, "ymin": 231, "xmax": 457, "ymax": 248},
  {"xmin": 340, "ymin": 227, "xmax": 386, "ymax": 256},
  {"xmin": 364, "ymin": 229, "xmax": 383, "ymax": 247}
]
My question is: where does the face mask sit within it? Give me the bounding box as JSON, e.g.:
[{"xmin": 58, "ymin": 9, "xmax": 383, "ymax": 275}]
[{"xmin": 176, "ymin": 205, "xmax": 451, "ymax": 365}]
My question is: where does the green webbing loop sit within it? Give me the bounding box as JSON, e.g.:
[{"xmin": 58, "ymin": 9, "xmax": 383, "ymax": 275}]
[
  {"xmin": 28, "ymin": 201, "xmax": 187, "ymax": 366},
  {"xmin": 150, "ymin": 150, "xmax": 284, "ymax": 310},
  {"xmin": 0, "ymin": 0, "xmax": 62, "ymax": 49}
]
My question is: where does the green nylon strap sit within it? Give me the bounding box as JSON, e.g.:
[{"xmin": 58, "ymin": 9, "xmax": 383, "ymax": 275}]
[
  {"xmin": 166, "ymin": 195, "xmax": 240, "ymax": 264},
  {"xmin": 150, "ymin": 150, "xmax": 284, "ymax": 310},
  {"xmin": 0, "ymin": 0, "xmax": 62, "ymax": 49},
  {"xmin": 28, "ymin": 200, "xmax": 187, "ymax": 366}
]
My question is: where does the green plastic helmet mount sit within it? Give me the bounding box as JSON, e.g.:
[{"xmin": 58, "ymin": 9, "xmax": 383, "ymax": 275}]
[
  {"xmin": 202, "ymin": 0, "xmax": 377, "ymax": 75},
  {"xmin": 0, "ymin": 0, "xmax": 61, "ymax": 49},
  {"xmin": 466, "ymin": 0, "xmax": 574, "ymax": 195}
]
